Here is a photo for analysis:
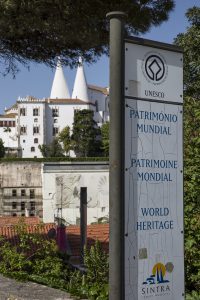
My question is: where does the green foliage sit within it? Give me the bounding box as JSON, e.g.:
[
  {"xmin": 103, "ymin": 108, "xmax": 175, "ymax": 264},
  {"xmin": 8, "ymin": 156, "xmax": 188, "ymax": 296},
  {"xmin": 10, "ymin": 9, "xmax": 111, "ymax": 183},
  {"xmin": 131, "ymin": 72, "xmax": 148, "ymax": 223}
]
[
  {"xmin": 174, "ymin": 6, "xmax": 200, "ymax": 98},
  {"xmin": 72, "ymin": 110, "xmax": 102, "ymax": 157},
  {"xmin": 0, "ymin": 221, "xmax": 69, "ymax": 288},
  {"xmin": 0, "ymin": 138, "xmax": 5, "ymax": 158},
  {"xmin": 175, "ymin": 7, "xmax": 200, "ymax": 294},
  {"xmin": 58, "ymin": 126, "xmax": 71, "ymax": 155},
  {"xmin": 0, "ymin": 220, "xmax": 109, "ymax": 299},
  {"xmin": 0, "ymin": 156, "xmax": 108, "ymax": 162},
  {"xmin": 0, "ymin": 0, "xmax": 174, "ymax": 74},
  {"xmin": 183, "ymin": 96, "xmax": 200, "ymax": 293},
  {"xmin": 101, "ymin": 122, "xmax": 109, "ymax": 156},
  {"xmin": 68, "ymin": 241, "xmax": 109, "ymax": 300},
  {"xmin": 39, "ymin": 138, "xmax": 64, "ymax": 158},
  {"xmin": 186, "ymin": 291, "xmax": 200, "ymax": 300}
]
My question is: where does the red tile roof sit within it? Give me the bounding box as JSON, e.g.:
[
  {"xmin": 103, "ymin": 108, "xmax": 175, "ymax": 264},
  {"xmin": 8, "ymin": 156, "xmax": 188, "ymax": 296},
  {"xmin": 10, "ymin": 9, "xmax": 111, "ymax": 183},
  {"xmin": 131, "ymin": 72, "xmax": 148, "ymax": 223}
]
[
  {"xmin": 66, "ymin": 224, "xmax": 109, "ymax": 256},
  {"xmin": 0, "ymin": 216, "xmax": 41, "ymax": 227},
  {"xmin": 0, "ymin": 223, "xmax": 109, "ymax": 257}
]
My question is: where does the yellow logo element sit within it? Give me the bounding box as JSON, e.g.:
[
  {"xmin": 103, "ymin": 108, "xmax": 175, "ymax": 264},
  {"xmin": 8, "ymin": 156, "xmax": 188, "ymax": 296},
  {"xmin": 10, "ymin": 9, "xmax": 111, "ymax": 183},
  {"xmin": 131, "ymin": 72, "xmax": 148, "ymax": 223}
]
[{"xmin": 143, "ymin": 262, "xmax": 172, "ymax": 285}]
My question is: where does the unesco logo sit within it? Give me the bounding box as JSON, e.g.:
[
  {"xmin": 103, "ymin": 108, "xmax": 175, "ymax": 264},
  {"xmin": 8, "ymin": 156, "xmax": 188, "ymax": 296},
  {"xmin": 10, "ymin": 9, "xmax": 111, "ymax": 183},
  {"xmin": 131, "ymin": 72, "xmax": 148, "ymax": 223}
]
[{"xmin": 142, "ymin": 52, "xmax": 168, "ymax": 85}]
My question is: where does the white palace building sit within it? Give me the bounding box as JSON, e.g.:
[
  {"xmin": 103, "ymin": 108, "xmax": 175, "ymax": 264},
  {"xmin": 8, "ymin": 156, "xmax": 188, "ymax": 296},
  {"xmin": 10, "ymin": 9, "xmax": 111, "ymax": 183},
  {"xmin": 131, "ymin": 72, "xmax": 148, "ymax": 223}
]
[{"xmin": 0, "ymin": 60, "xmax": 109, "ymax": 158}]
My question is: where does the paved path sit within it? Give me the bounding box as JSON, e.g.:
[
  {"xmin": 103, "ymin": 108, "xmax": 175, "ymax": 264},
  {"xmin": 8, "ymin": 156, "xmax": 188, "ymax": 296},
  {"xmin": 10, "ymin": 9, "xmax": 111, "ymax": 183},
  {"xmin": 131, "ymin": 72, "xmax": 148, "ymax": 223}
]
[{"xmin": 0, "ymin": 275, "xmax": 83, "ymax": 300}]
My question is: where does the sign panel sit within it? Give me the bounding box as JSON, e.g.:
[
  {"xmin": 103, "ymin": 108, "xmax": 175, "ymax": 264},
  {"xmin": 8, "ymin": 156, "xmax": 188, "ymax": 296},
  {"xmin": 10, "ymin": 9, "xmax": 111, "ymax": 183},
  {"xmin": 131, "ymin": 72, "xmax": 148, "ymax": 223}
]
[
  {"xmin": 125, "ymin": 41, "xmax": 183, "ymax": 103},
  {"xmin": 124, "ymin": 39, "xmax": 184, "ymax": 300}
]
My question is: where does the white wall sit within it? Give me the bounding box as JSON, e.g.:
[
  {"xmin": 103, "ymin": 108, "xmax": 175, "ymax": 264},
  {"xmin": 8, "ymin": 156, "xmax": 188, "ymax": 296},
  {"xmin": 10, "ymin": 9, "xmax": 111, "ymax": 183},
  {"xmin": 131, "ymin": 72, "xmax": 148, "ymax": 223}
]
[
  {"xmin": 0, "ymin": 125, "xmax": 18, "ymax": 148},
  {"xmin": 18, "ymin": 101, "xmax": 45, "ymax": 158},
  {"xmin": 42, "ymin": 162, "xmax": 109, "ymax": 225},
  {"xmin": 46, "ymin": 103, "xmax": 89, "ymax": 144}
]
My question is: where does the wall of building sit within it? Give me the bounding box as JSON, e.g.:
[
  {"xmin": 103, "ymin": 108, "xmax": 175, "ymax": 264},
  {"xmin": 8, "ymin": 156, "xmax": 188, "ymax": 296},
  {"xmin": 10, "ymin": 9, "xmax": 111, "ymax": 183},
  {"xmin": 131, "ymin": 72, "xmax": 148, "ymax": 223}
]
[
  {"xmin": 45, "ymin": 102, "xmax": 89, "ymax": 145},
  {"xmin": 0, "ymin": 117, "xmax": 18, "ymax": 149},
  {"xmin": 0, "ymin": 162, "xmax": 43, "ymax": 217},
  {"xmin": 42, "ymin": 162, "xmax": 109, "ymax": 225},
  {"xmin": 18, "ymin": 101, "xmax": 45, "ymax": 158}
]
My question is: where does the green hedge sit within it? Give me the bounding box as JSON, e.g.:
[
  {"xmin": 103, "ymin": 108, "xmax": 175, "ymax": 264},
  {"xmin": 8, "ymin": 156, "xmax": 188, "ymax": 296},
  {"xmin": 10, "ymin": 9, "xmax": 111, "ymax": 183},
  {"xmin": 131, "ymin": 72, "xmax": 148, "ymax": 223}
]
[{"xmin": 0, "ymin": 157, "xmax": 109, "ymax": 163}]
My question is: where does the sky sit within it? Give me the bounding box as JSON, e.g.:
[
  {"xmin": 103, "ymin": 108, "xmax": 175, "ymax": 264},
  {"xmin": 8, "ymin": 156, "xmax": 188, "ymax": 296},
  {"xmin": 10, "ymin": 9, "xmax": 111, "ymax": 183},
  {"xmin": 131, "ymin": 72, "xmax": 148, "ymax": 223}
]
[{"xmin": 0, "ymin": 0, "xmax": 199, "ymax": 114}]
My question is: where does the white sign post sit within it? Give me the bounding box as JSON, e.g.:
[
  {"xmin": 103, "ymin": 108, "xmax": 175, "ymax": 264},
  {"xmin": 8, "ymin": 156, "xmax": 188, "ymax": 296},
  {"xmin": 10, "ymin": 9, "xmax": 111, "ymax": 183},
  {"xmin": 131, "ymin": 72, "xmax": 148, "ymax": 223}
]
[{"xmin": 124, "ymin": 38, "xmax": 184, "ymax": 300}]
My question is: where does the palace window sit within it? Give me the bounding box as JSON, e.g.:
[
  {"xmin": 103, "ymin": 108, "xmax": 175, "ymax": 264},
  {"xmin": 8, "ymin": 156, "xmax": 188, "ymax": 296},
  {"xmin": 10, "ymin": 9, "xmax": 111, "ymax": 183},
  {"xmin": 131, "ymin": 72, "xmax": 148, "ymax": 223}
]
[
  {"xmin": 33, "ymin": 126, "xmax": 39, "ymax": 134},
  {"xmin": 12, "ymin": 189, "xmax": 17, "ymax": 197},
  {"xmin": 53, "ymin": 127, "xmax": 59, "ymax": 136},
  {"xmin": 21, "ymin": 189, "xmax": 26, "ymax": 197},
  {"xmin": 33, "ymin": 108, "xmax": 39, "ymax": 116},
  {"xmin": 52, "ymin": 108, "xmax": 59, "ymax": 117},
  {"xmin": 31, "ymin": 147, "xmax": 35, "ymax": 152},
  {"xmin": 34, "ymin": 138, "xmax": 38, "ymax": 144},
  {"xmin": 20, "ymin": 126, "xmax": 27, "ymax": 135},
  {"xmin": 30, "ymin": 189, "xmax": 35, "ymax": 199},
  {"xmin": 12, "ymin": 202, "xmax": 17, "ymax": 209},
  {"xmin": 30, "ymin": 201, "xmax": 35, "ymax": 211},
  {"xmin": 101, "ymin": 207, "xmax": 106, "ymax": 213},
  {"xmin": 21, "ymin": 202, "xmax": 25, "ymax": 211},
  {"xmin": 20, "ymin": 108, "xmax": 26, "ymax": 116}
]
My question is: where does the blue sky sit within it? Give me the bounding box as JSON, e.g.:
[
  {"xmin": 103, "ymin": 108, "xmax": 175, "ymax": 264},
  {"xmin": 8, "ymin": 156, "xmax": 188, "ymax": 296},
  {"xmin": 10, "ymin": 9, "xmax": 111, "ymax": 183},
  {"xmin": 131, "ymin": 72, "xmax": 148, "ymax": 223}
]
[{"xmin": 0, "ymin": 0, "xmax": 199, "ymax": 113}]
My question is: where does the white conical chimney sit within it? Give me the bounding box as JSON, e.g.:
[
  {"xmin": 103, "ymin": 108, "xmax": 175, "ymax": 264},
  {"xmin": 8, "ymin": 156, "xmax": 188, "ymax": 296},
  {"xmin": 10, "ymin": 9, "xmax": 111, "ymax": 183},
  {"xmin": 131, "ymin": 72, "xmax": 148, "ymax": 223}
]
[
  {"xmin": 50, "ymin": 60, "xmax": 70, "ymax": 99},
  {"xmin": 72, "ymin": 57, "xmax": 89, "ymax": 101}
]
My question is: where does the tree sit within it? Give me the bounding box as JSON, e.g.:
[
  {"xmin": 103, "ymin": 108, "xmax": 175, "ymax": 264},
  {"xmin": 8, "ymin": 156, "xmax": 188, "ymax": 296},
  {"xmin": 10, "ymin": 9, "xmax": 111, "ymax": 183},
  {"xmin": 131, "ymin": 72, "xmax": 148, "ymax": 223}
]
[
  {"xmin": 174, "ymin": 6, "xmax": 200, "ymax": 98},
  {"xmin": 0, "ymin": 0, "xmax": 175, "ymax": 74},
  {"xmin": 72, "ymin": 110, "xmax": 101, "ymax": 157},
  {"xmin": 39, "ymin": 138, "xmax": 64, "ymax": 158},
  {"xmin": 101, "ymin": 122, "xmax": 109, "ymax": 156},
  {"xmin": 58, "ymin": 126, "xmax": 71, "ymax": 156},
  {"xmin": 0, "ymin": 138, "xmax": 5, "ymax": 158},
  {"xmin": 175, "ymin": 7, "xmax": 200, "ymax": 294}
]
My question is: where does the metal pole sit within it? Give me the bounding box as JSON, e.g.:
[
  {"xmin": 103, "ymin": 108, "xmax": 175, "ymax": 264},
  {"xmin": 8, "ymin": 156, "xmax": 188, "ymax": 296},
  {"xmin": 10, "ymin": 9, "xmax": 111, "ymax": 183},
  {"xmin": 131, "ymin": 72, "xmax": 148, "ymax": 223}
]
[
  {"xmin": 80, "ymin": 187, "xmax": 87, "ymax": 264},
  {"xmin": 106, "ymin": 11, "xmax": 126, "ymax": 300}
]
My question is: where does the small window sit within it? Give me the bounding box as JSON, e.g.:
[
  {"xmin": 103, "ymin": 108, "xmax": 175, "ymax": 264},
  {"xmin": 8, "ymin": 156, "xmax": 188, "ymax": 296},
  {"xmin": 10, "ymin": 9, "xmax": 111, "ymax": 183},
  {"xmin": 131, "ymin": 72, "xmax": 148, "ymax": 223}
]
[
  {"xmin": 12, "ymin": 189, "xmax": 17, "ymax": 197},
  {"xmin": 20, "ymin": 108, "xmax": 26, "ymax": 116},
  {"xmin": 33, "ymin": 126, "xmax": 39, "ymax": 134},
  {"xmin": 30, "ymin": 189, "xmax": 35, "ymax": 199},
  {"xmin": 30, "ymin": 213, "xmax": 35, "ymax": 216},
  {"xmin": 76, "ymin": 217, "xmax": 80, "ymax": 225},
  {"xmin": 54, "ymin": 119, "xmax": 58, "ymax": 123},
  {"xmin": 21, "ymin": 202, "xmax": 25, "ymax": 211},
  {"xmin": 21, "ymin": 213, "xmax": 25, "ymax": 217},
  {"xmin": 20, "ymin": 126, "xmax": 27, "ymax": 135},
  {"xmin": 34, "ymin": 138, "xmax": 38, "ymax": 144},
  {"xmin": 12, "ymin": 202, "xmax": 17, "ymax": 209},
  {"xmin": 34, "ymin": 118, "xmax": 38, "ymax": 123},
  {"xmin": 33, "ymin": 108, "xmax": 39, "ymax": 116},
  {"xmin": 30, "ymin": 201, "xmax": 35, "ymax": 211},
  {"xmin": 31, "ymin": 147, "xmax": 35, "ymax": 152},
  {"xmin": 101, "ymin": 207, "xmax": 106, "ymax": 213},
  {"xmin": 12, "ymin": 213, "xmax": 17, "ymax": 217},
  {"xmin": 21, "ymin": 189, "xmax": 26, "ymax": 197},
  {"xmin": 52, "ymin": 108, "xmax": 59, "ymax": 117},
  {"xmin": 53, "ymin": 127, "xmax": 59, "ymax": 136},
  {"xmin": 23, "ymin": 140, "xmax": 25, "ymax": 143}
]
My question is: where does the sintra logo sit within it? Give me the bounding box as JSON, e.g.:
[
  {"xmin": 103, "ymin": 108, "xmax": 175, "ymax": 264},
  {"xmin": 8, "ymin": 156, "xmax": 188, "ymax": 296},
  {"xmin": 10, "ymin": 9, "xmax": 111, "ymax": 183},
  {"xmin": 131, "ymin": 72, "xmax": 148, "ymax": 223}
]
[
  {"xmin": 142, "ymin": 52, "xmax": 168, "ymax": 85},
  {"xmin": 142, "ymin": 262, "xmax": 174, "ymax": 297}
]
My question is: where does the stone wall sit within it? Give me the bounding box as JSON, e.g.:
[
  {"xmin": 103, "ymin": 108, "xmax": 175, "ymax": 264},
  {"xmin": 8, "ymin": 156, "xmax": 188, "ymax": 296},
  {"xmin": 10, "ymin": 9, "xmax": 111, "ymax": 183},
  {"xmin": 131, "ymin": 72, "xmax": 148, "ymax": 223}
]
[{"xmin": 0, "ymin": 162, "xmax": 43, "ymax": 217}]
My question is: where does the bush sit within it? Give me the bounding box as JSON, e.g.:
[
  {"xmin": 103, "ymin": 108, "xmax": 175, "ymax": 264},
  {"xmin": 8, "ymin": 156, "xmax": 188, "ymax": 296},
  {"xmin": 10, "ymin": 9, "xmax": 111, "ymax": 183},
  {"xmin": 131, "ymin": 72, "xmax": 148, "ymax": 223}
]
[
  {"xmin": 68, "ymin": 241, "xmax": 109, "ymax": 300},
  {"xmin": 0, "ymin": 222, "xmax": 70, "ymax": 289},
  {"xmin": 0, "ymin": 157, "xmax": 109, "ymax": 163},
  {"xmin": 0, "ymin": 222, "xmax": 109, "ymax": 299}
]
